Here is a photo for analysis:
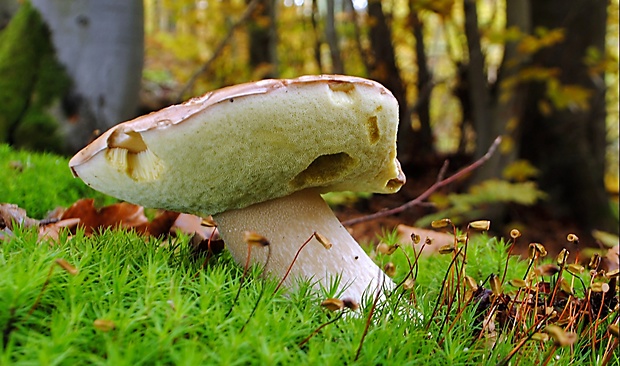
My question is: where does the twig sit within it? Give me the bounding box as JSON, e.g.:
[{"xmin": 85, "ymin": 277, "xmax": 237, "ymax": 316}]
[
  {"xmin": 273, "ymin": 233, "xmax": 316, "ymax": 294},
  {"xmin": 425, "ymin": 247, "xmax": 464, "ymax": 331},
  {"xmin": 354, "ymin": 269, "xmax": 384, "ymax": 361},
  {"xmin": 298, "ymin": 311, "xmax": 345, "ymax": 347},
  {"xmin": 176, "ymin": 0, "xmax": 261, "ymax": 101},
  {"xmin": 342, "ymin": 136, "xmax": 502, "ymax": 226}
]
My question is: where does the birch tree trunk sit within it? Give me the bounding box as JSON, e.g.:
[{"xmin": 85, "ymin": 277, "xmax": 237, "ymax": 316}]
[{"xmin": 31, "ymin": 0, "xmax": 144, "ymax": 153}]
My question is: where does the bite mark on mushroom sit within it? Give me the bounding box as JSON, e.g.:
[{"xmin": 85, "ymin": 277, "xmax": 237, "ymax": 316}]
[
  {"xmin": 105, "ymin": 129, "xmax": 163, "ymax": 181},
  {"xmin": 290, "ymin": 152, "xmax": 357, "ymax": 188},
  {"xmin": 386, "ymin": 177, "xmax": 404, "ymax": 191},
  {"xmin": 327, "ymin": 81, "xmax": 356, "ymax": 105},
  {"xmin": 366, "ymin": 115, "xmax": 380, "ymax": 144}
]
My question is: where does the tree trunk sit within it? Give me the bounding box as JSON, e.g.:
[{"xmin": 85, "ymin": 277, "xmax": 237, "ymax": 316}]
[
  {"xmin": 409, "ymin": 6, "xmax": 434, "ymax": 158},
  {"xmin": 247, "ymin": 0, "xmax": 278, "ymax": 79},
  {"xmin": 472, "ymin": 0, "xmax": 531, "ymax": 182},
  {"xmin": 31, "ymin": 0, "xmax": 144, "ymax": 153},
  {"xmin": 345, "ymin": 0, "xmax": 369, "ymax": 74},
  {"xmin": 325, "ymin": 0, "xmax": 343, "ymax": 74},
  {"xmin": 0, "ymin": 1, "xmax": 68, "ymax": 151},
  {"xmin": 367, "ymin": 0, "xmax": 412, "ymax": 167},
  {"xmin": 463, "ymin": 0, "xmax": 492, "ymax": 159},
  {"xmin": 520, "ymin": 0, "xmax": 616, "ymax": 233},
  {"xmin": 311, "ymin": 0, "xmax": 323, "ymax": 72}
]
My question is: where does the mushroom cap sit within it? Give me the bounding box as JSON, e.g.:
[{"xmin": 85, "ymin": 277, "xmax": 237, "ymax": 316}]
[{"xmin": 69, "ymin": 75, "xmax": 405, "ymax": 216}]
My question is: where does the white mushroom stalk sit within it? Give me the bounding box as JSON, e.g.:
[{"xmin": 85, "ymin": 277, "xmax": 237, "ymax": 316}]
[
  {"xmin": 214, "ymin": 188, "xmax": 392, "ymax": 302},
  {"xmin": 69, "ymin": 75, "xmax": 406, "ymax": 304}
]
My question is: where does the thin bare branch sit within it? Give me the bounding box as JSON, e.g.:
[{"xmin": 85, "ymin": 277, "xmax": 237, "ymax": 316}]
[
  {"xmin": 342, "ymin": 136, "xmax": 502, "ymax": 226},
  {"xmin": 177, "ymin": 0, "xmax": 260, "ymax": 102}
]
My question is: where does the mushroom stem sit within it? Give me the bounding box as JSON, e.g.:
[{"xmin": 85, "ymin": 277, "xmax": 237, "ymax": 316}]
[{"xmin": 213, "ymin": 188, "xmax": 394, "ymax": 304}]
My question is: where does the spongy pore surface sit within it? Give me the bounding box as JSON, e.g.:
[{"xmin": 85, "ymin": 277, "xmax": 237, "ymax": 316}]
[{"xmin": 69, "ymin": 75, "xmax": 405, "ymax": 216}]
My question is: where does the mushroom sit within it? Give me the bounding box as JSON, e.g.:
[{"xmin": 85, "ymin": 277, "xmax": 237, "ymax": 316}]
[{"xmin": 69, "ymin": 75, "xmax": 406, "ymax": 303}]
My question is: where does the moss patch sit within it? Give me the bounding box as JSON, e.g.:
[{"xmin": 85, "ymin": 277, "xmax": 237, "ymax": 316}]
[
  {"xmin": 0, "ymin": 144, "xmax": 114, "ymax": 218},
  {"xmin": 0, "ymin": 1, "xmax": 71, "ymax": 152}
]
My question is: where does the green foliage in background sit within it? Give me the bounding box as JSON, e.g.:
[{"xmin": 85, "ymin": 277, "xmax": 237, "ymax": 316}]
[{"xmin": 417, "ymin": 179, "xmax": 547, "ymax": 227}]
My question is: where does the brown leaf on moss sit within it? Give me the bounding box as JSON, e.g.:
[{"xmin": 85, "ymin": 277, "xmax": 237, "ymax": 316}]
[
  {"xmin": 135, "ymin": 210, "xmax": 180, "ymax": 237},
  {"xmin": 61, "ymin": 199, "xmax": 148, "ymax": 234},
  {"xmin": 0, "ymin": 203, "xmax": 39, "ymax": 230},
  {"xmin": 38, "ymin": 218, "xmax": 81, "ymax": 241},
  {"xmin": 1, "ymin": 201, "xmax": 217, "ymax": 251},
  {"xmin": 171, "ymin": 213, "xmax": 216, "ymax": 240}
]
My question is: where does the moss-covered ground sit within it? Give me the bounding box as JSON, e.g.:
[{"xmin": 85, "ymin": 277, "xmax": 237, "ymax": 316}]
[{"xmin": 1, "ymin": 144, "xmax": 618, "ymax": 365}]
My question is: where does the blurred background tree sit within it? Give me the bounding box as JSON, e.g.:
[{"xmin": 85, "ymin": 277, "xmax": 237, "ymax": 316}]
[
  {"xmin": 1, "ymin": 0, "xmax": 618, "ymax": 237},
  {"xmin": 0, "ymin": 0, "xmax": 143, "ymax": 153}
]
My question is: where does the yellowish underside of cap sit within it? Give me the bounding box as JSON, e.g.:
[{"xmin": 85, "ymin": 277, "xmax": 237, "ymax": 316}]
[{"xmin": 71, "ymin": 78, "xmax": 405, "ymax": 216}]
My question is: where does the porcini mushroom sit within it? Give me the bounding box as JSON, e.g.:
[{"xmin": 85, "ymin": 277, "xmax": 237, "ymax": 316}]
[{"xmin": 69, "ymin": 75, "xmax": 405, "ymax": 303}]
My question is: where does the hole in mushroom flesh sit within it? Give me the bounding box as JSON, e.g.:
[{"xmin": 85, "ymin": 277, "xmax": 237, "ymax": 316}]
[
  {"xmin": 290, "ymin": 152, "xmax": 357, "ymax": 188},
  {"xmin": 105, "ymin": 129, "xmax": 163, "ymax": 181}
]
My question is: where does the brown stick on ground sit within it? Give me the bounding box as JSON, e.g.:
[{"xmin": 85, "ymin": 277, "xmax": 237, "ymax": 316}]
[{"xmin": 342, "ymin": 136, "xmax": 502, "ymax": 226}]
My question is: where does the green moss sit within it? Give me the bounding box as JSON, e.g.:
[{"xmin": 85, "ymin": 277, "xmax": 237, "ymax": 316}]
[
  {"xmin": 12, "ymin": 108, "xmax": 63, "ymax": 152},
  {"xmin": 1, "ymin": 227, "xmax": 613, "ymax": 364},
  {"xmin": 0, "ymin": 1, "xmax": 72, "ymax": 152},
  {"xmin": 0, "ymin": 2, "xmax": 43, "ymax": 141},
  {"xmin": 0, "ymin": 144, "xmax": 114, "ymax": 218}
]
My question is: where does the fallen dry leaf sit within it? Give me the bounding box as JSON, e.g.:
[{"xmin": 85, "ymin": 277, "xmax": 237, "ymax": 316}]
[
  {"xmin": 1, "ymin": 200, "xmax": 219, "ymax": 250},
  {"xmin": 171, "ymin": 213, "xmax": 215, "ymax": 240},
  {"xmin": 38, "ymin": 218, "xmax": 81, "ymax": 241},
  {"xmin": 0, "ymin": 203, "xmax": 39, "ymax": 230},
  {"xmin": 61, "ymin": 199, "xmax": 148, "ymax": 234},
  {"xmin": 605, "ymin": 245, "xmax": 619, "ymax": 271},
  {"xmin": 135, "ymin": 210, "xmax": 180, "ymax": 237}
]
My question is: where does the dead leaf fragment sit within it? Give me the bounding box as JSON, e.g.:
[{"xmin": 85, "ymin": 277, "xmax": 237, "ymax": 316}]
[
  {"xmin": 61, "ymin": 199, "xmax": 148, "ymax": 234},
  {"xmin": 135, "ymin": 210, "xmax": 179, "ymax": 237},
  {"xmin": 0, "ymin": 200, "xmax": 219, "ymax": 250},
  {"xmin": 0, "ymin": 203, "xmax": 39, "ymax": 230}
]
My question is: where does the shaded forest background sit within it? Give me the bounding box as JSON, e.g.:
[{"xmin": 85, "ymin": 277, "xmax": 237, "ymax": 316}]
[{"xmin": 0, "ymin": 0, "xmax": 618, "ymax": 241}]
